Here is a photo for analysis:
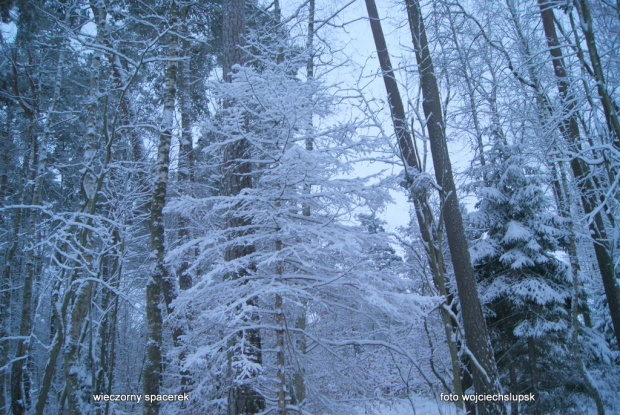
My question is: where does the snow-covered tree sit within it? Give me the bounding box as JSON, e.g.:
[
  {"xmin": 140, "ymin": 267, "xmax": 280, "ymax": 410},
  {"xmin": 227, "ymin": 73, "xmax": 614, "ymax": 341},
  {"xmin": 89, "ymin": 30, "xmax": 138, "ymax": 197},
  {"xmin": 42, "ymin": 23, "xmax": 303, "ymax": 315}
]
[
  {"xmin": 2, "ymin": 0, "xmax": 619, "ymax": 414},
  {"xmin": 469, "ymin": 141, "xmax": 574, "ymax": 413}
]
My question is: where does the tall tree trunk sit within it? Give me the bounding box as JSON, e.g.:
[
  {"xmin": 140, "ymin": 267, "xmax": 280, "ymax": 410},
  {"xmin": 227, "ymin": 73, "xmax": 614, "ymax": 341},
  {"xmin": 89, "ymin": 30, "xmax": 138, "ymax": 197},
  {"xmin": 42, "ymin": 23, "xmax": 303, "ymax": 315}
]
[
  {"xmin": 143, "ymin": 5, "xmax": 179, "ymax": 415},
  {"xmin": 363, "ymin": 0, "xmax": 464, "ymax": 409},
  {"xmin": 403, "ymin": 1, "xmax": 505, "ymax": 413},
  {"xmin": 3, "ymin": 139, "xmax": 32, "ymax": 415},
  {"xmin": 0, "ymin": 104, "xmax": 12, "ymax": 415},
  {"xmin": 222, "ymin": 2, "xmax": 264, "ymax": 414},
  {"xmin": 273, "ymin": 3, "xmax": 287, "ymax": 413},
  {"xmin": 538, "ymin": 0, "xmax": 620, "ymax": 348},
  {"xmin": 176, "ymin": 4, "xmax": 194, "ymax": 293},
  {"xmin": 291, "ymin": 1, "xmax": 315, "ymax": 406},
  {"xmin": 173, "ymin": 5, "xmax": 194, "ymax": 398},
  {"xmin": 509, "ymin": 365, "xmax": 519, "ymax": 415}
]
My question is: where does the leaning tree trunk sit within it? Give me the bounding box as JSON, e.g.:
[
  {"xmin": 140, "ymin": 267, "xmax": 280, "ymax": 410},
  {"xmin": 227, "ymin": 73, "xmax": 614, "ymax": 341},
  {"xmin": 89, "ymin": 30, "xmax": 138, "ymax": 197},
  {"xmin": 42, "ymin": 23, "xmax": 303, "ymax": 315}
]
[
  {"xmin": 538, "ymin": 0, "xmax": 620, "ymax": 349},
  {"xmin": 363, "ymin": 0, "xmax": 464, "ymax": 409},
  {"xmin": 403, "ymin": 1, "xmax": 505, "ymax": 413},
  {"xmin": 143, "ymin": 5, "xmax": 179, "ymax": 415}
]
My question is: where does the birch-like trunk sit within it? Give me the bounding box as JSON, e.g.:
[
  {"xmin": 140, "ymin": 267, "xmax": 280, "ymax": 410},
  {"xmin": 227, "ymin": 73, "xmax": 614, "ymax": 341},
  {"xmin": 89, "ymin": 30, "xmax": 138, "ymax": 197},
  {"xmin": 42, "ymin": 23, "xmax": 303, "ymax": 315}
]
[{"xmin": 143, "ymin": 6, "xmax": 179, "ymax": 415}]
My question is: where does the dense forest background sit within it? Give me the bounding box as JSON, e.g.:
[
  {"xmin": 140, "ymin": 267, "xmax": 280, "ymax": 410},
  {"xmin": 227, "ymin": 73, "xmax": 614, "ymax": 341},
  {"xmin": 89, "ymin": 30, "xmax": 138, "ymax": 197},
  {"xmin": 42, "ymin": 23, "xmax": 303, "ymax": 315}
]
[{"xmin": 0, "ymin": 0, "xmax": 619, "ymax": 414}]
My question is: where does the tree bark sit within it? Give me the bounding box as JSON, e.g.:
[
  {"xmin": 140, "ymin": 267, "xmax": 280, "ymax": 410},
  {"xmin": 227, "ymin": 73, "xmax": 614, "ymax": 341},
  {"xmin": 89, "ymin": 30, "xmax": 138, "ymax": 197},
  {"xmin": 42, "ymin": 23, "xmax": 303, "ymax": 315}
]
[
  {"xmin": 403, "ymin": 1, "xmax": 505, "ymax": 413},
  {"xmin": 176, "ymin": 4, "xmax": 194, "ymax": 293},
  {"xmin": 172, "ymin": 5, "xmax": 194, "ymax": 399},
  {"xmin": 222, "ymin": 2, "xmax": 265, "ymax": 414}
]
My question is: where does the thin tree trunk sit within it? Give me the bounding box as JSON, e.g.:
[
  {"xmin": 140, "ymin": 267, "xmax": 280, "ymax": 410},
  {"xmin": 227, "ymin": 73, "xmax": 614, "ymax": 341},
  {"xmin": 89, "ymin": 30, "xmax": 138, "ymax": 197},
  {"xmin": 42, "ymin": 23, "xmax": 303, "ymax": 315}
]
[
  {"xmin": 274, "ymin": 3, "xmax": 287, "ymax": 412},
  {"xmin": 172, "ymin": 5, "xmax": 194, "ymax": 398},
  {"xmin": 176, "ymin": 4, "xmax": 194, "ymax": 292},
  {"xmin": 0, "ymin": 104, "xmax": 13, "ymax": 414},
  {"xmin": 143, "ymin": 6, "xmax": 179, "ymax": 414},
  {"xmin": 4, "ymin": 45, "xmax": 39, "ymax": 415},
  {"xmin": 64, "ymin": 282, "xmax": 94, "ymax": 415},
  {"xmin": 403, "ymin": 1, "xmax": 505, "ymax": 413},
  {"xmin": 105, "ymin": 296, "xmax": 119, "ymax": 415},
  {"xmin": 526, "ymin": 338, "xmax": 539, "ymax": 415},
  {"xmin": 3, "ymin": 143, "xmax": 32, "ymax": 415},
  {"xmin": 291, "ymin": 1, "xmax": 315, "ymax": 406}
]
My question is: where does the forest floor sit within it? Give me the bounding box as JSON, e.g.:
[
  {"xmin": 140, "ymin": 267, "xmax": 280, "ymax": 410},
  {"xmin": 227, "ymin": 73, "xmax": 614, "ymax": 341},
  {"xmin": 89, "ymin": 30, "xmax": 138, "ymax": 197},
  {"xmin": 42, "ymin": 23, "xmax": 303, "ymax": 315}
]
[
  {"xmin": 356, "ymin": 395, "xmax": 458, "ymax": 415},
  {"xmin": 355, "ymin": 393, "xmax": 620, "ymax": 414}
]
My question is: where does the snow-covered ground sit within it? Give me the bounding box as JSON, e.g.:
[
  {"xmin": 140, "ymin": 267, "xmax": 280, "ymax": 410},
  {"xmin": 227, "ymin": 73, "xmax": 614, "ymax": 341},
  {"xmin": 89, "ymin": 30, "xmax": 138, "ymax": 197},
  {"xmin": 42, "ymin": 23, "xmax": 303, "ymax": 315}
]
[
  {"xmin": 356, "ymin": 394, "xmax": 620, "ymax": 415},
  {"xmin": 357, "ymin": 396, "xmax": 459, "ymax": 415}
]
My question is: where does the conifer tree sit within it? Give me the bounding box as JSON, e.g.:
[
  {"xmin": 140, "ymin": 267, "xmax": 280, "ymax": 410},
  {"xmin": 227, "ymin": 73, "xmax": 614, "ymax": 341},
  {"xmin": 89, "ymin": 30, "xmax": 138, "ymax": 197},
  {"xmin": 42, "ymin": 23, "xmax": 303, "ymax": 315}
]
[{"xmin": 470, "ymin": 142, "xmax": 573, "ymax": 413}]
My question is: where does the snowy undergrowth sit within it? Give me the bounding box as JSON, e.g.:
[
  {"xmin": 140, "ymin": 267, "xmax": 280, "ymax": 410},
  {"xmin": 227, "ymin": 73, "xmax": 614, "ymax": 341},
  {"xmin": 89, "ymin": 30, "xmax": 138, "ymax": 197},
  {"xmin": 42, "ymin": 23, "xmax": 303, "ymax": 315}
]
[
  {"xmin": 355, "ymin": 392, "xmax": 620, "ymax": 414},
  {"xmin": 355, "ymin": 395, "xmax": 459, "ymax": 415}
]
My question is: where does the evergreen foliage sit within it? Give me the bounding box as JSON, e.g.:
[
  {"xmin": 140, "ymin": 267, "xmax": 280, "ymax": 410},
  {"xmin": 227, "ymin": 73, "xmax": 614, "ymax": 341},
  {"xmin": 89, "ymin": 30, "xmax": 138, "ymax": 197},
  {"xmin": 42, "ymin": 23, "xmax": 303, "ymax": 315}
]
[{"xmin": 469, "ymin": 142, "xmax": 578, "ymax": 412}]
